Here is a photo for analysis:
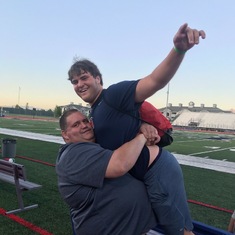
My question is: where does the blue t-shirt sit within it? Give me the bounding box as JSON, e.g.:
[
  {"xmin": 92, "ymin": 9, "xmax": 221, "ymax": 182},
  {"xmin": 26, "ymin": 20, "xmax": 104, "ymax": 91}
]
[{"xmin": 91, "ymin": 80, "xmax": 149, "ymax": 179}]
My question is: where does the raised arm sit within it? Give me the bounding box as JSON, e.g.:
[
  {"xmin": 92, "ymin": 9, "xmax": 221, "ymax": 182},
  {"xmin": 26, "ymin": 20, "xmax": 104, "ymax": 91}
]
[
  {"xmin": 105, "ymin": 134, "xmax": 147, "ymax": 178},
  {"xmin": 135, "ymin": 23, "xmax": 206, "ymax": 102}
]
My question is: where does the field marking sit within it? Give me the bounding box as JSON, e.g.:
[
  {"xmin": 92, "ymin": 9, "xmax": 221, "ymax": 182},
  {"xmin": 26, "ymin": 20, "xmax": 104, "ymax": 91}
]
[
  {"xmin": 189, "ymin": 147, "xmax": 234, "ymax": 156},
  {"xmin": 204, "ymin": 146, "xmax": 220, "ymax": 149},
  {"xmin": 0, "ymin": 208, "xmax": 53, "ymax": 235},
  {"xmin": 175, "ymin": 154, "xmax": 235, "ymax": 174},
  {"xmin": 0, "ymin": 128, "xmax": 64, "ymax": 144}
]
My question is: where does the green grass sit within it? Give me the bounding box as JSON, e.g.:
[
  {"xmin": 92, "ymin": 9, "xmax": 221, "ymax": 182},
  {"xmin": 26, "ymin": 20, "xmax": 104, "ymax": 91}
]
[
  {"xmin": 0, "ymin": 135, "xmax": 71, "ymax": 235},
  {"xmin": 0, "ymin": 117, "xmax": 60, "ymax": 136},
  {"xmin": 0, "ymin": 118, "xmax": 235, "ymax": 234},
  {"xmin": 166, "ymin": 130, "xmax": 235, "ymax": 162}
]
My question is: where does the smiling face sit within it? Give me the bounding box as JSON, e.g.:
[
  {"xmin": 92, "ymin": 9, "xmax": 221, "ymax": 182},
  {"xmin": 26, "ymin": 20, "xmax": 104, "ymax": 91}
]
[
  {"xmin": 71, "ymin": 71, "xmax": 102, "ymax": 106},
  {"xmin": 61, "ymin": 111, "xmax": 95, "ymax": 144}
]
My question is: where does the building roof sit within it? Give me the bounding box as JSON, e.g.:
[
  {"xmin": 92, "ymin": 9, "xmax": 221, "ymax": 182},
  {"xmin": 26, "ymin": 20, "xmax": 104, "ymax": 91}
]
[{"xmin": 159, "ymin": 102, "xmax": 225, "ymax": 113}]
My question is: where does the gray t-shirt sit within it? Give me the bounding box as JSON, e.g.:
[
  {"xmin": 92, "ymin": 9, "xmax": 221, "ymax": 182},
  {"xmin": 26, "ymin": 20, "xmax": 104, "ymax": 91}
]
[{"xmin": 56, "ymin": 142, "xmax": 156, "ymax": 235}]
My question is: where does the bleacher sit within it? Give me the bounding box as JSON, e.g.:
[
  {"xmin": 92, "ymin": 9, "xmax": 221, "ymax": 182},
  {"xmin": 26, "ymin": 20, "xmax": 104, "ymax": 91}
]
[{"xmin": 172, "ymin": 111, "xmax": 235, "ymax": 131}]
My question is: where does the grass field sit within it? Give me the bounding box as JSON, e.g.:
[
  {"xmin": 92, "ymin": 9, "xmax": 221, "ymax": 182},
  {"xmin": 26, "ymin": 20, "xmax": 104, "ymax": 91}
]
[{"xmin": 0, "ymin": 116, "xmax": 235, "ymax": 234}]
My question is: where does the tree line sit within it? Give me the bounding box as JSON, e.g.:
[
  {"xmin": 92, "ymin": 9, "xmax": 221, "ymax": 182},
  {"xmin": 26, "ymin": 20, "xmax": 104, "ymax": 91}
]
[{"xmin": 1, "ymin": 105, "xmax": 62, "ymax": 118}]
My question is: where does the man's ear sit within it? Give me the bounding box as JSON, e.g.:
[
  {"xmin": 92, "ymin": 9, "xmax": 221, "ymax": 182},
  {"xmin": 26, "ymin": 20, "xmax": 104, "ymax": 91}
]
[
  {"xmin": 95, "ymin": 76, "xmax": 101, "ymax": 84},
  {"xmin": 61, "ymin": 130, "xmax": 69, "ymax": 142}
]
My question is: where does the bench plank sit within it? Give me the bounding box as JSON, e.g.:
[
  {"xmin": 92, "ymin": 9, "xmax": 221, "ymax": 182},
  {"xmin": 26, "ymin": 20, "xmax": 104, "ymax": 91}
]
[
  {"xmin": 0, "ymin": 172, "xmax": 42, "ymax": 190},
  {"xmin": 0, "ymin": 159, "xmax": 42, "ymax": 214}
]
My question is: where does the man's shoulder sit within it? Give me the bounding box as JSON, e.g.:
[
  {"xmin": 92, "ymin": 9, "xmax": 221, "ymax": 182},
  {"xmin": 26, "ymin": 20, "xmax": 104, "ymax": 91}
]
[
  {"xmin": 70, "ymin": 142, "xmax": 100, "ymax": 150},
  {"xmin": 105, "ymin": 80, "xmax": 139, "ymax": 102},
  {"xmin": 57, "ymin": 142, "xmax": 110, "ymax": 166},
  {"xmin": 107, "ymin": 80, "xmax": 138, "ymax": 91},
  {"xmin": 60, "ymin": 142, "xmax": 101, "ymax": 156}
]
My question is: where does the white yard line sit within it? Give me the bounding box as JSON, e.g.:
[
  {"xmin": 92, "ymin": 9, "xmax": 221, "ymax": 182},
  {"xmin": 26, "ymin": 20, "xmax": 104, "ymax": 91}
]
[
  {"xmin": 1, "ymin": 128, "xmax": 235, "ymax": 174},
  {"xmin": 175, "ymin": 154, "xmax": 235, "ymax": 174},
  {"xmin": 189, "ymin": 147, "xmax": 234, "ymax": 156},
  {"xmin": 0, "ymin": 128, "xmax": 64, "ymax": 144}
]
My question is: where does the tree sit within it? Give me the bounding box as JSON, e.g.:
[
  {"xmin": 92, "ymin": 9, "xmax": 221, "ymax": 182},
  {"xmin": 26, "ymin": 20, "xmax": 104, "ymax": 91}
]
[
  {"xmin": 32, "ymin": 108, "xmax": 36, "ymax": 118},
  {"xmin": 54, "ymin": 106, "xmax": 62, "ymax": 118}
]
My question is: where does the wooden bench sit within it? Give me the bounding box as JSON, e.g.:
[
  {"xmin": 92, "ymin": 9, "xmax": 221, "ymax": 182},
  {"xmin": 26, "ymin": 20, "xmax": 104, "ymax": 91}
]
[{"xmin": 0, "ymin": 159, "xmax": 42, "ymax": 214}]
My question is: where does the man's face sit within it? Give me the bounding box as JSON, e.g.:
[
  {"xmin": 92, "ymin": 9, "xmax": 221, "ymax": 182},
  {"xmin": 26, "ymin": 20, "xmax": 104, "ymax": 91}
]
[
  {"xmin": 62, "ymin": 111, "xmax": 95, "ymax": 143},
  {"xmin": 71, "ymin": 71, "xmax": 102, "ymax": 105}
]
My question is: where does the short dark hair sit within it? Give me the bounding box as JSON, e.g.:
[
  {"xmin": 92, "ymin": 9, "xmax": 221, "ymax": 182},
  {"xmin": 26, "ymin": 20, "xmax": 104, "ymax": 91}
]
[
  {"xmin": 59, "ymin": 109, "xmax": 80, "ymax": 131},
  {"xmin": 68, "ymin": 59, "xmax": 103, "ymax": 85}
]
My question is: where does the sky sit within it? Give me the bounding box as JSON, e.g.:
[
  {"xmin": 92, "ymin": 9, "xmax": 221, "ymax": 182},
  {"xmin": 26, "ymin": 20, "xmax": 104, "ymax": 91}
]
[{"xmin": 1, "ymin": 0, "xmax": 235, "ymax": 111}]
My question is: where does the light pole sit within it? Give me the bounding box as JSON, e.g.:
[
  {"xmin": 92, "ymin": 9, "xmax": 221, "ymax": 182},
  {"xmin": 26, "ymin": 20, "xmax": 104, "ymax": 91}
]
[
  {"xmin": 166, "ymin": 83, "xmax": 170, "ymax": 109},
  {"xmin": 165, "ymin": 83, "xmax": 170, "ymax": 119}
]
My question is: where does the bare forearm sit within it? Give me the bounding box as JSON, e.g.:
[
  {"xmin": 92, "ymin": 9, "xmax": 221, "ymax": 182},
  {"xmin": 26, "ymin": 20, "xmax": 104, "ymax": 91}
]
[
  {"xmin": 105, "ymin": 134, "xmax": 147, "ymax": 178},
  {"xmin": 150, "ymin": 48, "xmax": 184, "ymax": 89},
  {"xmin": 135, "ymin": 23, "xmax": 205, "ymax": 103},
  {"xmin": 136, "ymin": 48, "xmax": 184, "ymax": 102}
]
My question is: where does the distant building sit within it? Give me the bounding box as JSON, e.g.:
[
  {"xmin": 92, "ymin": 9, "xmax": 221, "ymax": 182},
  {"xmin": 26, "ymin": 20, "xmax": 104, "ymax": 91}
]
[
  {"xmin": 159, "ymin": 101, "xmax": 225, "ymax": 121},
  {"xmin": 158, "ymin": 101, "xmax": 235, "ymax": 132},
  {"xmin": 60, "ymin": 102, "xmax": 91, "ymax": 117},
  {"xmin": 172, "ymin": 110, "xmax": 235, "ymax": 132}
]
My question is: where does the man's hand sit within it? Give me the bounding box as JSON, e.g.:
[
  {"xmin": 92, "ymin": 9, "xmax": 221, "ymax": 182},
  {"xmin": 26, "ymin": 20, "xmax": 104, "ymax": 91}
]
[
  {"xmin": 173, "ymin": 23, "xmax": 206, "ymax": 52},
  {"xmin": 139, "ymin": 123, "xmax": 161, "ymax": 146}
]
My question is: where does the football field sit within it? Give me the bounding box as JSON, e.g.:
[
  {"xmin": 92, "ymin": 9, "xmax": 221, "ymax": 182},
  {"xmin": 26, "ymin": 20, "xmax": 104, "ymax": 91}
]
[{"xmin": 0, "ymin": 116, "xmax": 234, "ymax": 234}]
